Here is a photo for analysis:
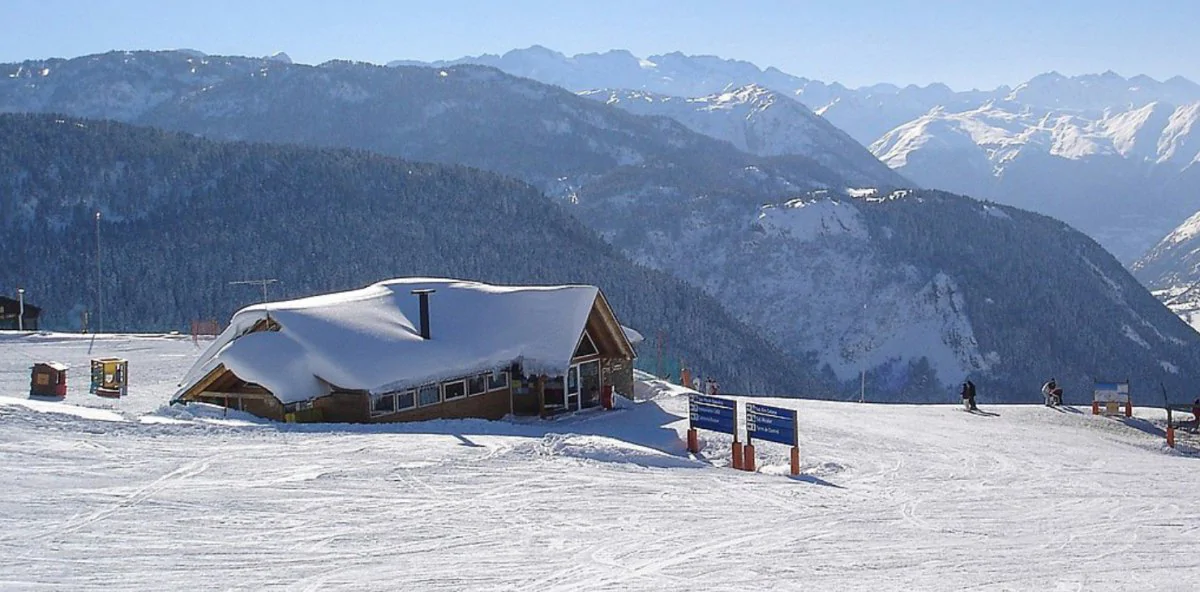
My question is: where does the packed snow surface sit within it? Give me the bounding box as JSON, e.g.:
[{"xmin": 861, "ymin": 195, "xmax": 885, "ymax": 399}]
[{"xmin": 2, "ymin": 332, "xmax": 1199, "ymax": 590}]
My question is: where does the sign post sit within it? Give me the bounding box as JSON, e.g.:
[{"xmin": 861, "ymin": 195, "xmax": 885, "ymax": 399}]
[
  {"xmin": 1093, "ymin": 381, "xmax": 1131, "ymax": 417},
  {"xmin": 745, "ymin": 402, "xmax": 801, "ymax": 476},
  {"xmin": 687, "ymin": 394, "xmax": 740, "ymax": 467}
]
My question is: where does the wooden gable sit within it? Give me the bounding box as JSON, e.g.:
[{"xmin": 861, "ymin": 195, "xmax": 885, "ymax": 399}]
[{"xmin": 577, "ymin": 290, "xmax": 636, "ymax": 361}]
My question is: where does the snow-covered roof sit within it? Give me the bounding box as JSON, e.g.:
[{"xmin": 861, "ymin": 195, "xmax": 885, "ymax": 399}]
[
  {"xmin": 621, "ymin": 325, "xmax": 644, "ymax": 346},
  {"xmin": 178, "ymin": 278, "xmax": 620, "ymax": 404},
  {"xmin": 37, "ymin": 361, "xmax": 68, "ymax": 371}
]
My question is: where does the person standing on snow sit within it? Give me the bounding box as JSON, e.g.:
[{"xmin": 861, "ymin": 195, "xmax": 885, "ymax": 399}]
[
  {"xmin": 967, "ymin": 379, "xmax": 978, "ymax": 411},
  {"xmin": 961, "ymin": 381, "xmax": 972, "ymax": 410},
  {"xmin": 691, "ymin": 375, "xmax": 702, "ymax": 392},
  {"xmin": 707, "ymin": 378, "xmax": 719, "ymax": 396}
]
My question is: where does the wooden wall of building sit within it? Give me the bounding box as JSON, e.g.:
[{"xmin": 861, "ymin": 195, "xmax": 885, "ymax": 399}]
[
  {"xmin": 370, "ymin": 387, "xmax": 512, "ymax": 423},
  {"xmin": 603, "ymin": 357, "xmax": 634, "ymax": 399}
]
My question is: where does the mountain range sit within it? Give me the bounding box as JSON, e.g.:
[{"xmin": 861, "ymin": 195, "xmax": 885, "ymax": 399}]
[
  {"xmin": 578, "ymin": 85, "xmax": 904, "ymax": 187},
  {"xmin": 401, "ymin": 46, "xmax": 1200, "ymax": 263},
  {"xmin": 0, "ymin": 112, "xmax": 812, "ymax": 395},
  {"xmin": 3, "ymin": 50, "xmax": 1198, "ymax": 401}
]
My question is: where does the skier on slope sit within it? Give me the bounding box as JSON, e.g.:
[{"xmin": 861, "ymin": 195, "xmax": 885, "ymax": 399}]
[
  {"xmin": 960, "ymin": 379, "xmax": 978, "ymax": 411},
  {"xmin": 1042, "ymin": 378, "xmax": 1062, "ymax": 407}
]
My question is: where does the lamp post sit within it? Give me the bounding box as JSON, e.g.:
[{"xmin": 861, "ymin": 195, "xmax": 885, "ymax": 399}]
[
  {"xmin": 95, "ymin": 211, "xmax": 103, "ymax": 334},
  {"xmin": 17, "ymin": 288, "xmax": 24, "ymax": 331}
]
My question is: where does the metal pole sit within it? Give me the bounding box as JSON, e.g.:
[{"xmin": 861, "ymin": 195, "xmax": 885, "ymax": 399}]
[
  {"xmin": 230, "ymin": 279, "xmax": 278, "ymax": 304},
  {"xmin": 17, "ymin": 288, "xmax": 24, "ymax": 331},
  {"xmin": 95, "ymin": 211, "xmax": 103, "ymax": 334}
]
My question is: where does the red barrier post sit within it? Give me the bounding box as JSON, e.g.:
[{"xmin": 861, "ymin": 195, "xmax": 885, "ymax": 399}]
[
  {"xmin": 790, "ymin": 446, "xmax": 800, "ymax": 476},
  {"xmin": 731, "ymin": 440, "xmax": 743, "ymax": 470},
  {"xmin": 1092, "ymin": 401, "xmax": 1100, "ymax": 415},
  {"xmin": 1167, "ymin": 424, "xmax": 1176, "ymax": 448},
  {"xmin": 1125, "ymin": 400, "xmax": 1132, "ymax": 418},
  {"xmin": 743, "ymin": 443, "xmax": 756, "ymax": 472},
  {"xmin": 600, "ymin": 385, "xmax": 614, "ymax": 410},
  {"xmin": 686, "ymin": 428, "xmax": 699, "ymax": 454}
]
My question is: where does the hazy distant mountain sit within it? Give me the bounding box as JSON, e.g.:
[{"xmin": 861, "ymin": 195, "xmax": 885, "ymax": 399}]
[
  {"xmin": 395, "ymin": 47, "xmax": 1200, "ymax": 263},
  {"xmin": 1131, "ymin": 190, "xmax": 1200, "ymax": 289},
  {"xmin": 391, "ymin": 45, "xmax": 1002, "ymax": 145},
  {"xmin": 579, "ymin": 85, "xmax": 908, "ymax": 187},
  {"xmin": 871, "ymin": 98, "xmax": 1200, "ymax": 261}
]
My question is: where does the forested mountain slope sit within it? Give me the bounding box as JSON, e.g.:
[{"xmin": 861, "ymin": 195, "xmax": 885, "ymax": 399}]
[{"xmin": 0, "ymin": 114, "xmax": 814, "ymax": 394}]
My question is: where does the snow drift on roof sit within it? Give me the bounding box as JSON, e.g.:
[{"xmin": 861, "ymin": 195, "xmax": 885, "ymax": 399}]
[{"xmin": 178, "ymin": 278, "xmax": 604, "ymax": 404}]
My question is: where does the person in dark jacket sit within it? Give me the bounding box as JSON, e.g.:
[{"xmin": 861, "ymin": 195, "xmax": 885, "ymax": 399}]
[{"xmin": 960, "ymin": 380, "xmax": 978, "ymax": 411}]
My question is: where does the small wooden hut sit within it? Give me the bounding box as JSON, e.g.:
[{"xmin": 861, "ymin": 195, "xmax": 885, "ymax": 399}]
[{"xmin": 30, "ymin": 362, "xmax": 68, "ymax": 397}]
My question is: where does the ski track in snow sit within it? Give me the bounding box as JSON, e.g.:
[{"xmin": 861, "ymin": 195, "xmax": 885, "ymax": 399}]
[{"xmin": 1, "ymin": 333, "xmax": 1200, "ymax": 590}]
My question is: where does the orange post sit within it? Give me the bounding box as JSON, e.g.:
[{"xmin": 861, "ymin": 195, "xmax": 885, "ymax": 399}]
[
  {"xmin": 1167, "ymin": 424, "xmax": 1176, "ymax": 448},
  {"xmin": 743, "ymin": 443, "xmax": 756, "ymax": 472},
  {"xmin": 790, "ymin": 446, "xmax": 800, "ymax": 476},
  {"xmin": 1092, "ymin": 401, "xmax": 1100, "ymax": 415},
  {"xmin": 1125, "ymin": 401, "xmax": 1132, "ymax": 418},
  {"xmin": 686, "ymin": 428, "xmax": 699, "ymax": 454},
  {"xmin": 731, "ymin": 440, "xmax": 743, "ymax": 470}
]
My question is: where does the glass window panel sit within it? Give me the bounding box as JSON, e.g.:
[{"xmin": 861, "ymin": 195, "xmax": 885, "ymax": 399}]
[
  {"xmin": 397, "ymin": 390, "xmax": 416, "ymax": 410},
  {"xmin": 488, "ymin": 372, "xmax": 509, "ymax": 390},
  {"xmin": 444, "ymin": 381, "xmax": 466, "ymax": 400},
  {"xmin": 418, "ymin": 384, "xmax": 440, "ymax": 406},
  {"xmin": 468, "ymin": 375, "xmax": 487, "ymax": 395},
  {"xmin": 372, "ymin": 394, "xmax": 396, "ymax": 414}
]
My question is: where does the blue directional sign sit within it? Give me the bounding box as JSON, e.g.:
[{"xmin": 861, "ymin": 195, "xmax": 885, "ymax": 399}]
[
  {"xmin": 745, "ymin": 402, "xmax": 798, "ymax": 446},
  {"xmin": 689, "ymin": 394, "xmax": 737, "ymax": 435}
]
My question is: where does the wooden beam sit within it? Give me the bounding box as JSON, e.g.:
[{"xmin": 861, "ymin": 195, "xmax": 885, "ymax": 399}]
[
  {"xmin": 537, "ymin": 375, "xmax": 546, "ymax": 418},
  {"xmin": 200, "ymin": 390, "xmax": 277, "ymax": 401},
  {"xmin": 180, "ymin": 364, "xmax": 228, "ymax": 401}
]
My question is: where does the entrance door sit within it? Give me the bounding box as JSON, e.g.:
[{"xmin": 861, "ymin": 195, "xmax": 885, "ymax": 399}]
[
  {"xmin": 579, "ymin": 361, "xmax": 601, "ymax": 408},
  {"xmin": 566, "ymin": 366, "xmax": 580, "ymax": 411}
]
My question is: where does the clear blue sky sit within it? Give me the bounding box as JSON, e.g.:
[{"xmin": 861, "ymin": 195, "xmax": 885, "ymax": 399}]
[{"xmin": 1, "ymin": 0, "xmax": 1195, "ymax": 90}]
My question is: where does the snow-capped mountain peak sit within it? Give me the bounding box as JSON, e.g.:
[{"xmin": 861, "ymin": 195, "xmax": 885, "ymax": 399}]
[{"xmin": 579, "ymin": 84, "xmax": 907, "ymax": 187}]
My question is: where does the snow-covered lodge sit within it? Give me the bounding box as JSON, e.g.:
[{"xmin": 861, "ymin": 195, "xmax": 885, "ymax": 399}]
[{"xmin": 173, "ymin": 278, "xmax": 638, "ymax": 423}]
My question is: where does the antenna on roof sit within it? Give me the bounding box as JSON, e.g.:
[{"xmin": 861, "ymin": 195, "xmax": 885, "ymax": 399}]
[{"xmin": 229, "ymin": 279, "xmax": 279, "ymax": 303}]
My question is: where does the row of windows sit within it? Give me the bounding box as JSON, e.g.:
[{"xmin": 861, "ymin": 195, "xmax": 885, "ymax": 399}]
[{"xmin": 370, "ymin": 371, "xmax": 510, "ymax": 416}]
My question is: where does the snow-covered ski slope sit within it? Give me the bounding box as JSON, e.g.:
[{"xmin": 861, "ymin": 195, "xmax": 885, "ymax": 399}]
[{"xmin": 1, "ymin": 332, "xmax": 1199, "ymax": 590}]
